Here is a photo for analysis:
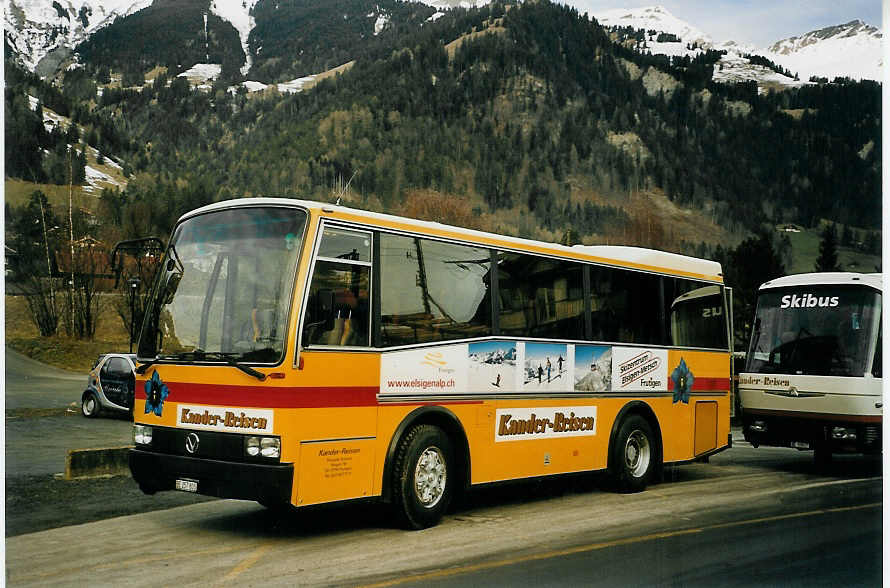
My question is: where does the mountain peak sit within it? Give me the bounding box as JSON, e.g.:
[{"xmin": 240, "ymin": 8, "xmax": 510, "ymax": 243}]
[
  {"xmin": 763, "ymin": 19, "xmax": 881, "ymax": 81},
  {"xmin": 768, "ymin": 19, "xmax": 881, "ymax": 51},
  {"xmin": 593, "ymin": 5, "xmax": 712, "ymax": 49}
]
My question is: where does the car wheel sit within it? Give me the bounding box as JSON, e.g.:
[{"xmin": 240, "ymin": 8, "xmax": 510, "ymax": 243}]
[
  {"xmin": 609, "ymin": 414, "xmax": 657, "ymax": 493},
  {"xmin": 391, "ymin": 424, "xmax": 454, "ymax": 530},
  {"xmin": 81, "ymin": 392, "xmax": 100, "ymax": 418}
]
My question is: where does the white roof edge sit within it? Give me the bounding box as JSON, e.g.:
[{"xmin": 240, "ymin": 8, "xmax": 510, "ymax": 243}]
[
  {"xmin": 179, "ymin": 198, "xmax": 723, "ymax": 279},
  {"xmin": 760, "ymin": 272, "xmax": 882, "ymax": 292},
  {"xmin": 571, "ymin": 245, "xmax": 722, "ymax": 280}
]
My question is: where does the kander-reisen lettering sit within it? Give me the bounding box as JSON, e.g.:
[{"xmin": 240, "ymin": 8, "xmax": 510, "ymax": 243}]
[
  {"xmin": 180, "ymin": 408, "xmax": 268, "ymax": 430},
  {"xmin": 498, "ymin": 412, "xmax": 594, "ymax": 437}
]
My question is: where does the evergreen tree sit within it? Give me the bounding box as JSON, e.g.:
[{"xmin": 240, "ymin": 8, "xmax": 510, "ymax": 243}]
[
  {"xmin": 814, "ymin": 223, "xmax": 841, "ymax": 272},
  {"xmin": 723, "ymin": 231, "xmax": 785, "ymax": 347},
  {"xmin": 841, "ymin": 223, "xmax": 853, "ymax": 247}
]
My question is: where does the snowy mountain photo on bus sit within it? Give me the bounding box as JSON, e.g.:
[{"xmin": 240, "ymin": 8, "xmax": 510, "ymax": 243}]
[
  {"xmin": 574, "ymin": 345, "xmax": 612, "ymax": 392},
  {"xmin": 468, "ymin": 341, "xmax": 517, "ymax": 391}
]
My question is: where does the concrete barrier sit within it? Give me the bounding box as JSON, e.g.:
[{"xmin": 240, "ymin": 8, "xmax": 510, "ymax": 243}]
[{"xmin": 65, "ymin": 446, "xmax": 134, "ymax": 480}]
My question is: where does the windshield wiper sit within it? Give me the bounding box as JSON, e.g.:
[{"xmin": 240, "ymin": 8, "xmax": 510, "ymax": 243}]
[
  {"xmin": 149, "ymin": 350, "xmax": 267, "ymax": 381},
  {"xmin": 205, "ymin": 352, "xmax": 267, "ymax": 381}
]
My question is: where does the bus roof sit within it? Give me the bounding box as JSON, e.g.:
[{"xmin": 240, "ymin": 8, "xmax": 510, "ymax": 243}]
[
  {"xmin": 179, "ymin": 198, "xmax": 724, "ymax": 282},
  {"xmin": 759, "ymin": 272, "xmax": 882, "ymax": 292}
]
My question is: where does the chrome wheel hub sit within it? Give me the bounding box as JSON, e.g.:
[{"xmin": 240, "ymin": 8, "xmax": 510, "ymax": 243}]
[
  {"xmin": 414, "ymin": 446, "xmax": 447, "ymax": 508},
  {"xmin": 625, "ymin": 430, "xmax": 651, "ymax": 477}
]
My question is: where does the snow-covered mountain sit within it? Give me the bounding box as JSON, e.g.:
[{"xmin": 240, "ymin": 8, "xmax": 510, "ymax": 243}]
[
  {"xmin": 5, "ymin": 0, "xmax": 480, "ymax": 79},
  {"xmin": 592, "ymin": 5, "xmax": 882, "ymax": 85},
  {"xmin": 594, "ymin": 5, "xmax": 713, "ymax": 54},
  {"xmin": 5, "ymin": 0, "xmax": 151, "ymax": 72},
  {"xmin": 6, "ymin": 1, "xmax": 881, "ymax": 86},
  {"xmin": 761, "ymin": 20, "xmax": 882, "ymax": 82}
]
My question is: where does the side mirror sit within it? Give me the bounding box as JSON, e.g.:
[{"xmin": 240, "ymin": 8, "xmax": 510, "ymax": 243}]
[{"xmin": 163, "ymin": 273, "xmax": 182, "ymax": 304}]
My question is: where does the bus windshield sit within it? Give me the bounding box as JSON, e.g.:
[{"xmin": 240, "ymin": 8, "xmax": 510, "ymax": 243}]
[
  {"xmin": 138, "ymin": 207, "xmax": 307, "ymax": 364},
  {"xmin": 746, "ymin": 286, "xmax": 881, "ymax": 377}
]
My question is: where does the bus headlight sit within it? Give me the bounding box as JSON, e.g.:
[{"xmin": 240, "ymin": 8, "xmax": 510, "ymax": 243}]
[
  {"xmin": 261, "ymin": 437, "xmax": 281, "ymax": 458},
  {"xmin": 134, "ymin": 424, "xmax": 153, "ymax": 445},
  {"xmin": 246, "ymin": 436, "xmax": 280, "ymax": 458},
  {"xmin": 246, "ymin": 436, "xmax": 260, "ymax": 456},
  {"xmin": 831, "ymin": 426, "xmax": 857, "ymax": 441}
]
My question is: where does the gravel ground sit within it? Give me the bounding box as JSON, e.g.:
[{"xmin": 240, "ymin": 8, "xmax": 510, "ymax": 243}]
[{"xmin": 5, "ymin": 473, "xmax": 215, "ymax": 537}]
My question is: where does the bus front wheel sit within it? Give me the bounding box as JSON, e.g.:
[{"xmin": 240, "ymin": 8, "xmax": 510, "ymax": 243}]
[
  {"xmin": 609, "ymin": 414, "xmax": 657, "ymax": 493},
  {"xmin": 391, "ymin": 424, "xmax": 454, "ymax": 530}
]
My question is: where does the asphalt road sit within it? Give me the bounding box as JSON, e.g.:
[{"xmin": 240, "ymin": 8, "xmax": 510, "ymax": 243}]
[
  {"xmin": 5, "ymin": 348, "xmax": 134, "ymax": 477},
  {"xmin": 5, "ymin": 448, "xmax": 881, "ymax": 587},
  {"xmin": 393, "ymin": 501, "xmax": 881, "ymax": 587},
  {"xmin": 5, "ymin": 348, "xmax": 85, "ymax": 410},
  {"xmin": 5, "ymin": 348, "xmax": 213, "ymax": 537}
]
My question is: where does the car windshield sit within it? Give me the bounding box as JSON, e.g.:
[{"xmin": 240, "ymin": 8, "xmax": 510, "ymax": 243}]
[
  {"xmin": 138, "ymin": 206, "xmax": 307, "ymax": 364},
  {"xmin": 745, "ymin": 285, "xmax": 881, "ymax": 377}
]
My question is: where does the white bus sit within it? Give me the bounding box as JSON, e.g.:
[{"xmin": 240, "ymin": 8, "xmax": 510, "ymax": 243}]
[{"xmin": 738, "ymin": 272, "xmax": 882, "ymax": 461}]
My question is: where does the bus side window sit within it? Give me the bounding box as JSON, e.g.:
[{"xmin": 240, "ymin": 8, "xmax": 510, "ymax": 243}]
[
  {"xmin": 302, "ymin": 228, "xmax": 371, "ymax": 348},
  {"xmin": 497, "ymin": 253, "xmax": 584, "ymax": 339},
  {"xmin": 379, "ymin": 233, "xmax": 492, "ymax": 346},
  {"xmin": 872, "ymin": 327, "xmax": 881, "ymax": 377}
]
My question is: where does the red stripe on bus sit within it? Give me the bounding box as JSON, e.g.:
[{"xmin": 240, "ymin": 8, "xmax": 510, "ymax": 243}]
[
  {"xmin": 667, "ymin": 377, "xmax": 731, "ymax": 391},
  {"xmin": 136, "ymin": 383, "xmax": 379, "ymax": 408}
]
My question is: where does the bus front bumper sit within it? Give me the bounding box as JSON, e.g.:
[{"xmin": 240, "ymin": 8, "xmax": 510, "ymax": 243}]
[
  {"xmin": 742, "ymin": 411, "xmax": 882, "ymax": 454},
  {"xmin": 129, "ymin": 449, "xmax": 294, "ymax": 504}
]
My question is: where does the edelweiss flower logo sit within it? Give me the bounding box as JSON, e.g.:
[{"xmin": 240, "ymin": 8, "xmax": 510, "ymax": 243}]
[
  {"xmin": 144, "ymin": 371, "xmax": 169, "ymax": 416},
  {"xmin": 671, "ymin": 358, "xmax": 694, "ymax": 404}
]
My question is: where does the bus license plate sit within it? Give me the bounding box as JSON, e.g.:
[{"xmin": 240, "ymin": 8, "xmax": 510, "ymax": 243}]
[{"xmin": 175, "ymin": 479, "xmax": 198, "ymax": 493}]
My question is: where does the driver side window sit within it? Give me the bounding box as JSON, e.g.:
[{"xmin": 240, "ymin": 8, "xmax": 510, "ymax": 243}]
[{"xmin": 302, "ymin": 227, "xmax": 372, "ymax": 347}]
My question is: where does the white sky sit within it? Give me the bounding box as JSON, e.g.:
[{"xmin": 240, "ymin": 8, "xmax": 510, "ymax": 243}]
[{"xmin": 562, "ymin": 1, "xmax": 882, "ymax": 48}]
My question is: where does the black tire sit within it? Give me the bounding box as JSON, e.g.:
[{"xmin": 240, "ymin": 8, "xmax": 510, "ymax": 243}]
[
  {"xmin": 138, "ymin": 484, "xmax": 157, "ymax": 495},
  {"xmin": 81, "ymin": 391, "xmax": 100, "ymax": 418},
  {"xmin": 609, "ymin": 414, "xmax": 658, "ymax": 493},
  {"xmin": 391, "ymin": 424, "xmax": 454, "ymax": 530}
]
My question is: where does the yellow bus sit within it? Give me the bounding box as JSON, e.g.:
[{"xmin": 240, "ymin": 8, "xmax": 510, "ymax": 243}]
[{"xmin": 129, "ymin": 198, "xmax": 732, "ymax": 529}]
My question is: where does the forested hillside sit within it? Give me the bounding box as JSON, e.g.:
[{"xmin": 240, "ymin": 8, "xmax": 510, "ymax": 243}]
[
  {"xmin": 75, "ymin": 0, "xmax": 245, "ymax": 82},
  {"xmin": 6, "ymin": 1, "xmax": 882, "ymax": 249}
]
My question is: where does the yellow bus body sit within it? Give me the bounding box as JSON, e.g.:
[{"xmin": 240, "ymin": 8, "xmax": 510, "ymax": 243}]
[{"xmin": 131, "ymin": 200, "xmax": 731, "ymax": 523}]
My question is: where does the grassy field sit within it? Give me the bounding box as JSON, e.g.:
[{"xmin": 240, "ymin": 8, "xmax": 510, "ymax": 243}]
[
  {"xmin": 782, "ymin": 224, "xmax": 881, "ymax": 275},
  {"xmin": 5, "ymin": 294, "xmax": 131, "ymax": 373}
]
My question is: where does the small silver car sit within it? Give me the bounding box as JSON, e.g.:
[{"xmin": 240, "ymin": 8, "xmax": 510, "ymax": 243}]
[{"xmin": 82, "ymin": 353, "xmax": 137, "ymax": 417}]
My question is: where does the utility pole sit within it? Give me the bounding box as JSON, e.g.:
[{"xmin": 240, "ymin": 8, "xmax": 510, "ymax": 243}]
[
  {"xmin": 128, "ymin": 278, "xmax": 141, "ymax": 352},
  {"xmin": 68, "ymin": 149, "xmax": 75, "ymax": 334},
  {"xmin": 38, "ymin": 199, "xmax": 56, "ymax": 313}
]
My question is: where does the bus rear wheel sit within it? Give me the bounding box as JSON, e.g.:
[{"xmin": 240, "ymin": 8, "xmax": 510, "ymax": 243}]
[
  {"xmin": 609, "ymin": 414, "xmax": 657, "ymax": 493},
  {"xmin": 391, "ymin": 424, "xmax": 454, "ymax": 530}
]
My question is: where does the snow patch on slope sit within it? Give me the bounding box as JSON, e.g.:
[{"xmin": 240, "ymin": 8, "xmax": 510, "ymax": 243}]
[
  {"xmin": 6, "ymin": 0, "xmax": 152, "ymax": 70},
  {"xmin": 209, "ymin": 0, "xmax": 259, "ymax": 76}
]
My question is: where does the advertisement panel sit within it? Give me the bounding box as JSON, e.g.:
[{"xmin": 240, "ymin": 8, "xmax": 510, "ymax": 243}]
[
  {"xmin": 611, "ymin": 347, "xmax": 668, "ymax": 391},
  {"xmin": 380, "ymin": 345, "xmax": 467, "ymax": 396}
]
